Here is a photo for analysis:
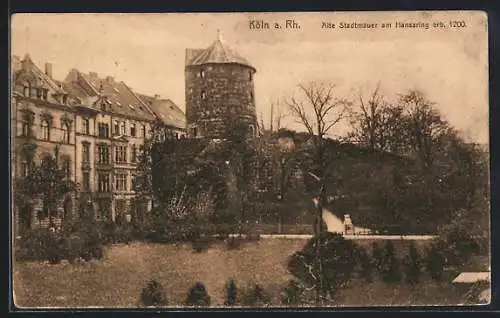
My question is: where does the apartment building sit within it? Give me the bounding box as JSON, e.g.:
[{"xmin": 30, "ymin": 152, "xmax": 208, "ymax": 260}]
[{"xmin": 11, "ymin": 54, "xmax": 186, "ymax": 235}]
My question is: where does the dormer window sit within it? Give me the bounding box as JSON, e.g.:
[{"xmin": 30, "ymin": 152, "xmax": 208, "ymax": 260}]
[
  {"xmin": 36, "ymin": 88, "xmax": 43, "ymax": 99},
  {"xmin": 62, "ymin": 95, "xmax": 68, "ymax": 104},
  {"xmin": 201, "ymin": 91, "xmax": 207, "ymax": 100},
  {"xmin": 23, "ymin": 86, "xmax": 30, "ymax": 97},
  {"xmin": 42, "ymin": 89, "xmax": 48, "ymax": 100}
]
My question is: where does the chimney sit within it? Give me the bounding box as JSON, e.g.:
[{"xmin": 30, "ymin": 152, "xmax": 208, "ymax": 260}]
[
  {"xmin": 45, "ymin": 62, "xmax": 53, "ymax": 78},
  {"xmin": 154, "ymin": 94, "xmax": 160, "ymax": 99},
  {"xmin": 89, "ymin": 72, "xmax": 98, "ymax": 78},
  {"xmin": 106, "ymin": 76, "xmax": 115, "ymax": 84},
  {"xmin": 11, "ymin": 55, "xmax": 21, "ymax": 73}
]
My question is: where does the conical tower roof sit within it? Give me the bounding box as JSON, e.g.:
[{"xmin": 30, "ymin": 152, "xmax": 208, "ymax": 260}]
[{"xmin": 188, "ymin": 34, "xmax": 254, "ymax": 71}]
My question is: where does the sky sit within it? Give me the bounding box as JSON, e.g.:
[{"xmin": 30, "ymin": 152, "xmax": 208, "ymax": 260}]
[{"xmin": 11, "ymin": 12, "xmax": 489, "ymax": 143}]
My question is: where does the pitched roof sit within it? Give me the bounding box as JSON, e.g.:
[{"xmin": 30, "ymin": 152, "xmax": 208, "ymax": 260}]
[
  {"xmin": 67, "ymin": 71, "xmax": 156, "ymax": 121},
  {"xmin": 136, "ymin": 93, "xmax": 186, "ymax": 129},
  {"xmin": 12, "ymin": 54, "xmax": 68, "ymax": 102},
  {"xmin": 185, "ymin": 39, "xmax": 254, "ymax": 70}
]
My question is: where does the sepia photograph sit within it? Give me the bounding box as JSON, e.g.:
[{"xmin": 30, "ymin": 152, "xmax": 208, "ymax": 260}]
[{"xmin": 10, "ymin": 11, "xmax": 490, "ymax": 308}]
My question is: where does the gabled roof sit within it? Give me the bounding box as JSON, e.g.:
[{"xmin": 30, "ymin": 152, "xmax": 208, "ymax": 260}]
[
  {"xmin": 12, "ymin": 54, "xmax": 68, "ymax": 103},
  {"xmin": 137, "ymin": 93, "xmax": 186, "ymax": 130},
  {"xmin": 185, "ymin": 39, "xmax": 254, "ymax": 70},
  {"xmin": 65, "ymin": 70, "xmax": 156, "ymax": 121}
]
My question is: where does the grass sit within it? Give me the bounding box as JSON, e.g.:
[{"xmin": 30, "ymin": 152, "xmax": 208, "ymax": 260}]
[{"xmin": 13, "ymin": 240, "xmax": 476, "ymax": 308}]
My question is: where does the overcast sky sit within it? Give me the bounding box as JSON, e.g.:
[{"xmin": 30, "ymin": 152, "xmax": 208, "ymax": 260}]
[{"xmin": 11, "ymin": 12, "xmax": 489, "ymax": 143}]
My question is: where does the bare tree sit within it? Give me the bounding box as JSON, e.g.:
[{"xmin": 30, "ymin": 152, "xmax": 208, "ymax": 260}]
[
  {"xmin": 286, "ymin": 82, "xmax": 350, "ymax": 304},
  {"xmin": 348, "ymin": 83, "xmax": 407, "ymax": 153}
]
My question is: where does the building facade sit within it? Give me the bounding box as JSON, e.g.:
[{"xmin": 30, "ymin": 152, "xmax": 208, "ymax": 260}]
[
  {"xmin": 185, "ymin": 35, "xmax": 257, "ymax": 139},
  {"xmin": 11, "ymin": 54, "xmax": 186, "ymax": 235}
]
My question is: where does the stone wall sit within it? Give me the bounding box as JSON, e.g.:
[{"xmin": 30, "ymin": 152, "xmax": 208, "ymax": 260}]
[{"xmin": 185, "ymin": 63, "xmax": 257, "ymax": 139}]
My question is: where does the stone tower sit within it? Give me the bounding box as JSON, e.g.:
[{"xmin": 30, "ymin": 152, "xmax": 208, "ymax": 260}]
[{"xmin": 185, "ymin": 33, "xmax": 257, "ymax": 139}]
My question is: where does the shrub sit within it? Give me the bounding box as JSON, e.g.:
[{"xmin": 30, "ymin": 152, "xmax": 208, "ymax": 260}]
[
  {"xmin": 426, "ymin": 242, "xmax": 446, "ymax": 282},
  {"xmin": 246, "ymin": 232, "xmax": 261, "ymax": 242},
  {"xmin": 185, "ymin": 282, "xmax": 211, "ymax": 307},
  {"xmin": 17, "ymin": 219, "xmax": 106, "ymax": 264},
  {"xmin": 380, "ymin": 241, "xmax": 401, "ymax": 283},
  {"xmin": 242, "ymin": 284, "xmax": 270, "ymax": 307},
  {"xmin": 140, "ymin": 279, "xmax": 167, "ymax": 306},
  {"xmin": 403, "ymin": 242, "xmax": 422, "ymax": 285},
  {"xmin": 226, "ymin": 236, "xmax": 243, "ymax": 250},
  {"xmin": 191, "ymin": 236, "xmax": 213, "ymax": 253},
  {"xmin": 225, "ymin": 280, "xmax": 238, "ymax": 306},
  {"xmin": 281, "ymin": 280, "xmax": 302, "ymax": 306},
  {"xmin": 287, "ymin": 232, "xmax": 358, "ymax": 300}
]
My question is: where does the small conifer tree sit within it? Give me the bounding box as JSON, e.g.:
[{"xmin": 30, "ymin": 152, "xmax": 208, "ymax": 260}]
[
  {"xmin": 140, "ymin": 279, "xmax": 167, "ymax": 306},
  {"xmin": 185, "ymin": 282, "xmax": 211, "ymax": 307},
  {"xmin": 225, "ymin": 280, "xmax": 238, "ymax": 306}
]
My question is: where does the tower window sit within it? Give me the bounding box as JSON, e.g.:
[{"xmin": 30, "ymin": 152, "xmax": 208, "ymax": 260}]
[
  {"xmin": 200, "ymin": 69, "xmax": 205, "ymax": 79},
  {"xmin": 249, "ymin": 71, "xmax": 253, "ymax": 81},
  {"xmin": 201, "ymin": 91, "xmax": 207, "ymax": 100}
]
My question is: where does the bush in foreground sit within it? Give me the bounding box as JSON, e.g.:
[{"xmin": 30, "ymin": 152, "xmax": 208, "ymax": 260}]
[
  {"xmin": 185, "ymin": 282, "xmax": 211, "ymax": 307},
  {"xmin": 140, "ymin": 279, "xmax": 167, "ymax": 306},
  {"xmin": 287, "ymin": 232, "xmax": 358, "ymax": 300}
]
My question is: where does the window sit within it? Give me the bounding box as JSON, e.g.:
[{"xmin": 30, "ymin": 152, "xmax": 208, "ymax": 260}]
[
  {"xmin": 23, "ymin": 86, "xmax": 30, "ymax": 97},
  {"xmin": 41, "ymin": 120, "xmax": 50, "ymax": 141},
  {"xmin": 82, "ymin": 143, "xmax": 90, "ymax": 165},
  {"xmin": 130, "ymin": 123, "xmax": 136, "ymax": 137},
  {"xmin": 131, "ymin": 175, "xmax": 136, "ymax": 192},
  {"xmin": 82, "ymin": 118, "xmax": 90, "ymax": 134},
  {"xmin": 250, "ymin": 91, "xmax": 254, "ymax": 101},
  {"xmin": 98, "ymin": 123, "xmax": 109, "ymax": 138},
  {"xmin": 249, "ymin": 71, "xmax": 253, "ymax": 81},
  {"xmin": 120, "ymin": 122, "xmax": 126, "ymax": 135},
  {"xmin": 200, "ymin": 69, "xmax": 205, "ymax": 79},
  {"xmin": 62, "ymin": 158, "xmax": 71, "ymax": 179},
  {"xmin": 42, "ymin": 89, "xmax": 48, "ymax": 101},
  {"xmin": 62, "ymin": 95, "xmax": 68, "ymax": 104},
  {"xmin": 61, "ymin": 123, "xmax": 70, "ymax": 143},
  {"xmin": 20, "ymin": 161, "xmax": 30, "ymax": 177},
  {"xmin": 21, "ymin": 121, "xmax": 30, "ymax": 137},
  {"xmin": 115, "ymin": 173, "xmax": 128, "ymax": 191},
  {"xmin": 114, "ymin": 120, "xmax": 120, "ymax": 135},
  {"xmin": 201, "ymin": 91, "xmax": 206, "ymax": 100},
  {"xmin": 97, "ymin": 145, "xmax": 110, "ymax": 164},
  {"xmin": 97, "ymin": 173, "xmax": 110, "ymax": 192},
  {"xmin": 142, "ymin": 125, "xmax": 147, "ymax": 138},
  {"xmin": 115, "ymin": 145, "xmax": 127, "ymax": 163},
  {"xmin": 131, "ymin": 144, "xmax": 137, "ymax": 163},
  {"xmin": 36, "ymin": 88, "xmax": 42, "ymax": 99},
  {"xmin": 82, "ymin": 172, "xmax": 90, "ymax": 191}
]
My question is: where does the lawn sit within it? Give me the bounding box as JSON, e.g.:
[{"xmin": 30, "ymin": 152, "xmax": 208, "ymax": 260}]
[{"xmin": 13, "ymin": 239, "xmax": 473, "ymax": 308}]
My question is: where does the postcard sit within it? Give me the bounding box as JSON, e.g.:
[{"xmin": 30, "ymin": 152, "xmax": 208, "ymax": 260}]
[{"xmin": 11, "ymin": 11, "xmax": 490, "ymax": 308}]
